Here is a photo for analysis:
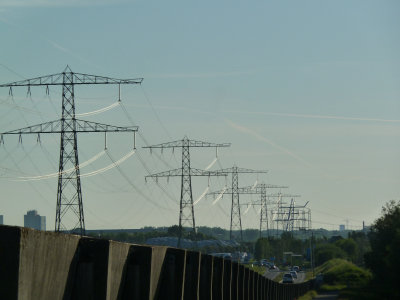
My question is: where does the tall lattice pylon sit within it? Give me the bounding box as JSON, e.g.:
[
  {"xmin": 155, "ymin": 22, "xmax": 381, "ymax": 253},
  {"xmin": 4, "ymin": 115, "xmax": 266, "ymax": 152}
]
[
  {"xmin": 144, "ymin": 136, "xmax": 230, "ymax": 247},
  {"xmin": 235, "ymin": 186, "xmax": 295, "ymax": 238},
  {"xmin": 207, "ymin": 167, "xmax": 268, "ymax": 241},
  {"xmin": 0, "ymin": 66, "xmax": 142, "ymax": 235},
  {"xmin": 272, "ymin": 194, "xmax": 305, "ymax": 235}
]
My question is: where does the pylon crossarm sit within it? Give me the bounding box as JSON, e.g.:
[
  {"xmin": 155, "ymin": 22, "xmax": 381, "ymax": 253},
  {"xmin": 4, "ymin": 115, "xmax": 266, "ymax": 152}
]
[
  {"xmin": 145, "ymin": 167, "xmax": 228, "ymax": 178},
  {"xmin": 1, "ymin": 119, "xmax": 138, "ymax": 134},
  {"xmin": 0, "ymin": 71, "xmax": 143, "ymax": 87},
  {"xmin": 74, "ymin": 119, "xmax": 138, "ymax": 132},
  {"xmin": 267, "ymin": 193, "xmax": 301, "ymax": 198},
  {"xmin": 207, "ymin": 187, "xmax": 234, "ymax": 196},
  {"xmin": 213, "ymin": 167, "xmax": 268, "ymax": 174},
  {"xmin": 240, "ymin": 201, "xmax": 279, "ymax": 206},
  {"xmin": 145, "ymin": 168, "xmax": 182, "ymax": 178},
  {"xmin": 236, "ymin": 184, "xmax": 289, "ymax": 194},
  {"xmin": 189, "ymin": 168, "xmax": 228, "ymax": 177},
  {"xmin": 206, "ymin": 183, "xmax": 287, "ymax": 196},
  {"xmin": 143, "ymin": 137, "xmax": 230, "ymax": 149}
]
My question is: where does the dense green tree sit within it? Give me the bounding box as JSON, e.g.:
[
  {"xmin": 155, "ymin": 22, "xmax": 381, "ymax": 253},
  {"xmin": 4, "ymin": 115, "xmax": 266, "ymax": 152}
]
[
  {"xmin": 335, "ymin": 238, "xmax": 358, "ymax": 262},
  {"xmin": 167, "ymin": 225, "xmax": 183, "ymax": 237},
  {"xmin": 347, "ymin": 231, "xmax": 370, "ymax": 266},
  {"xmin": 314, "ymin": 243, "xmax": 346, "ymax": 266},
  {"xmin": 365, "ymin": 200, "xmax": 400, "ymax": 298},
  {"xmin": 254, "ymin": 238, "xmax": 271, "ymax": 260}
]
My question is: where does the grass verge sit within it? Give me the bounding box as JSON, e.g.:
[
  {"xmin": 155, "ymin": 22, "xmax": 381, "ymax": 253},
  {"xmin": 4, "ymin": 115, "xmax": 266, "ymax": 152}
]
[{"xmin": 298, "ymin": 290, "xmax": 317, "ymax": 300}]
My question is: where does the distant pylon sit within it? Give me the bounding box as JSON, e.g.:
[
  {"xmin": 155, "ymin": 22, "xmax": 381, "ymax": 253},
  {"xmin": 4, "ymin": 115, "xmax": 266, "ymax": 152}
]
[
  {"xmin": 144, "ymin": 136, "xmax": 230, "ymax": 247},
  {"xmin": 207, "ymin": 167, "xmax": 268, "ymax": 241},
  {"xmin": 230, "ymin": 184, "xmax": 289, "ymax": 238}
]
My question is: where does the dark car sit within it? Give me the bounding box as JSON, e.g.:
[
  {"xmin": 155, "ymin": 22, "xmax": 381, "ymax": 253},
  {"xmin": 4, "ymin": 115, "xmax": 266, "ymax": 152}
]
[{"xmin": 282, "ymin": 273, "xmax": 294, "ymax": 284}]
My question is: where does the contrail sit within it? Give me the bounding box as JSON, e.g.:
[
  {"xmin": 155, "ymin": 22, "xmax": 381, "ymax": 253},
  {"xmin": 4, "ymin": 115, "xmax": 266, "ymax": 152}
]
[
  {"xmin": 225, "ymin": 119, "xmax": 313, "ymax": 167},
  {"xmin": 0, "ymin": 0, "xmax": 129, "ymax": 8},
  {"xmin": 225, "ymin": 110, "xmax": 400, "ymax": 123},
  {"xmin": 0, "ymin": 17, "xmax": 100, "ymax": 70}
]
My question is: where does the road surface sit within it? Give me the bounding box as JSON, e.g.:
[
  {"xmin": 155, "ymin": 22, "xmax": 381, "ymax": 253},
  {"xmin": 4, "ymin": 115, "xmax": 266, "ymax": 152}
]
[
  {"xmin": 263, "ymin": 268, "xmax": 281, "ymax": 281},
  {"xmin": 313, "ymin": 291, "xmax": 339, "ymax": 299},
  {"xmin": 293, "ymin": 271, "xmax": 306, "ymax": 283},
  {"xmin": 263, "ymin": 269, "xmax": 306, "ymax": 284}
]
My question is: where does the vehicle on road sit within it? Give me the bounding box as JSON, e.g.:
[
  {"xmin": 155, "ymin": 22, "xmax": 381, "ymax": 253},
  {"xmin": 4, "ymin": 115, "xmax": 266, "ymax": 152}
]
[
  {"xmin": 282, "ymin": 273, "xmax": 294, "ymax": 284},
  {"xmin": 290, "ymin": 270, "xmax": 298, "ymax": 279},
  {"xmin": 252, "ymin": 261, "xmax": 261, "ymax": 267},
  {"xmin": 292, "ymin": 266, "xmax": 300, "ymax": 272},
  {"xmin": 260, "ymin": 259, "xmax": 269, "ymax": 266}
]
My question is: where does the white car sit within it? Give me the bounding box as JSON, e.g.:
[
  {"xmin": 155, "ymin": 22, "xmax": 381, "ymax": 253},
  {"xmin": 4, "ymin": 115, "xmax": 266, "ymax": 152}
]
[{"xmin": 290, "ymin": 270, "xmax": 298, "ymax": 279}]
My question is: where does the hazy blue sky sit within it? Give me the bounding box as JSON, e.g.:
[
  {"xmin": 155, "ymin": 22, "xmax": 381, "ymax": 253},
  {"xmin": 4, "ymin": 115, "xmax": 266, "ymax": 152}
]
[{"xmin": 0, "ymin": 0, "xmax": 399, "ymax": 231}]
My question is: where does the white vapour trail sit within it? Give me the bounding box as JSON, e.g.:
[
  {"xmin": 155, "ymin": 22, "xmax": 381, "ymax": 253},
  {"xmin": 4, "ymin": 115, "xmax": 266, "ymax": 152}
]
[
  {"xmin": 212, "ymin": 186, "xmax": 227, "ymax": 205},
  {"xmin": 0, "ymin": 0, "xmax": 129, "ymax": 8},
  {"xmin": 243, "ymin": 205, "xmax": 251, "ymax": 215},
  {"xmin": 205, "ymin": 157, "xmax": 218, "ymax": 170},
  {"xmin": 75, "ymin": 101, "xmax": 120, "ymax": 117},
  {"xmin": 226, "ymin": 110, "xmax": 400, "ymax": 123},
  {"xmin": 16, "ymin": 150, "xmax": 106, "ymax": 181},
  {"xmin": 193, "ymin": 186, "xmax": 210, "ymax": 206},
  {"xmin": 225, "ymin": 119, "xmax": 313, "ymax": 167},
  {"xmin": 251, "ymin": 180, "xmax": 258, "ymax": 190}
]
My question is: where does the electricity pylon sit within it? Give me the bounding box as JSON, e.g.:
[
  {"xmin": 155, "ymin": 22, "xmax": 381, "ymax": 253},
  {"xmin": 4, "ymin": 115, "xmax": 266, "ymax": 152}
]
[
  {"xmin": 144, "ymin": 136, "xmax": 230, "ymax": 247},
  {"xmin": 206, "ymin": 166, "xmax": 268, "ymax": 241},
  {"xmin": 276, "ymin": 199, "xmax": 309, "ymax": 233},
  {"xmin": 267, "ymin": 194, "xmax": 309, "ymax": 235},
  {"xmin": 240, "ymin": 193, "xmax": 300, "ymax": 237},
  {"xmin": 228, "ymin": 183, "xmax": 289, "ymax": 238},
  {"xmin": 0, "ymin": 66, "xmax": 142, "ymax": 235}
]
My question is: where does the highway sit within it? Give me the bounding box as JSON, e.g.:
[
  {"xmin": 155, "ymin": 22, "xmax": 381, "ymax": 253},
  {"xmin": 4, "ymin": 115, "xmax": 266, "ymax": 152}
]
[
  {"xmin": 293, "ymin": 271, "xmax": 306, "ymax": 284},
  {"xmin": 263, "ymin": 268, "xmax": 307, "ymax": 284},
  {"xmin": 263, "ymin": 267, "xmax": 281, "ymax": 281}
]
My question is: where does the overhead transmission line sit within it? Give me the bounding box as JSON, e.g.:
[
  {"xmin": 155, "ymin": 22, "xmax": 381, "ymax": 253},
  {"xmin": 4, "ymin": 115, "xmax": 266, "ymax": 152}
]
[{"xmin": 0, "ymin": 66, "xmax": 142, "ymax": 235}]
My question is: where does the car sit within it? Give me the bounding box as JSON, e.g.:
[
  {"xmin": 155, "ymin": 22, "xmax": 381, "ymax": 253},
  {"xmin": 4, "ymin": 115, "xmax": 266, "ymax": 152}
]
[
  {"xmin": 292, "ymin": 266, "xmax": 300, "ymax": 272},
  {"xmin": 282, "ymin": 273, "xmax": 294, "ymax": 284},
  {"xmin": 290, "ymin": 270, "xmax": 298, "ymax": 279},
  {"xmin": 252, "ymin": 261, "xmax": 261, "ymax": 266},
  {"xmin": 260, "ymin": 259, "xmax": 269, "ymax": 267},
  {"xmin": 269, "ymin": 264, "xmax": 277, "ymax": 270}
]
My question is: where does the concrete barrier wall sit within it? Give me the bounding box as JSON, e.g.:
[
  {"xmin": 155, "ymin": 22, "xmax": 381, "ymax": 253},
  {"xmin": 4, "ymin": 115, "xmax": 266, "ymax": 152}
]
[
  {"xmin": 199, "ymin": 253, "xmax": 212, "ymax": 300},
  {"xmin": 0, "ymin": 225, "xmax": 314, "ymax": 300},
  {"xmin": 183, "ymin": 250, "xmax": 200, "ymax": 300},
  {"xmin": 0, "ymin": 226, "xmax": 81, "ymax": 300},
  {"xmin": 230, "ymin": 261, "xmax": 239, "ymax": 300}
]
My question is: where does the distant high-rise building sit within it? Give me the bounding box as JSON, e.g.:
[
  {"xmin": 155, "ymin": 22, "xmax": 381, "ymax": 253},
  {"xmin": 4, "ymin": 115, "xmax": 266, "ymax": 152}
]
[
  {"xmin": 24, "ymin": 210, "xmax": 46, "ymax": 231},
  {"xmin": 339, "ymin": 224, "xmax": 345, "ymax": 231},
  {"xmin": 0, "ymin": 215, "xmax": 3, "ymax": 225}
]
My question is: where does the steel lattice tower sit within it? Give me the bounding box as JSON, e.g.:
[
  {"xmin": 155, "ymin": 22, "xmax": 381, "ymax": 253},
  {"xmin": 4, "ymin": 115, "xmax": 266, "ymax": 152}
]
[
  {"xmin": 180, "ymin": 137, "xmax": 195, "ymax": 229},
  {"xmin": 231, "ymin": 169, "xmax": 241, "ymax": 240},
  {"xmin": 55, "ymin": 70, "xmax": 84, "ymax": 232},
  {"xmin": 207, "ymin": 167, "xmax": 268, "ymax": 241},
  {"xmin": 225, "ymin": 185, "xmax": 290, "ymax": 238},
  {"xmin": 259, "ymin": 185, "xmax": 270, "ymax": 238},
  {"xmin": 272, "ymin": 196, "xmax": 309, "ymax": 235},
  {"xmin": 144, "ymin": 136, "xmax": 230, "ymax": 247},
  {"xmin": 0, "ymin": 66, "xmax": 142, "ymax": 235}
]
